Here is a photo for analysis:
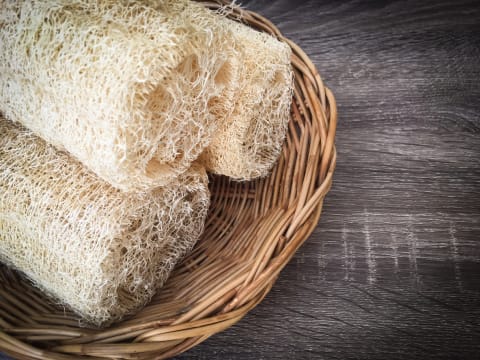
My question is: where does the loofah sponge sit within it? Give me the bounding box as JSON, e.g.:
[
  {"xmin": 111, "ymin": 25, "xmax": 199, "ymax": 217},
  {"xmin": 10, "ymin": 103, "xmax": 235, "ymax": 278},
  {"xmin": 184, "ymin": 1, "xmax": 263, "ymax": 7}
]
[
  {"xmin": 160, "ymin": 0, "xmax": 241, "ymax": 124},
  {"xmin": 0, "ymin": 0, "xmax": 227, "ymax": 192},
  {"xmin": 0, "ymin": 117, "xmax": 210, "ymax": 326},
  {"xmin": 199, "ymin": 17, "xmax": 294, "ymax": 180}
]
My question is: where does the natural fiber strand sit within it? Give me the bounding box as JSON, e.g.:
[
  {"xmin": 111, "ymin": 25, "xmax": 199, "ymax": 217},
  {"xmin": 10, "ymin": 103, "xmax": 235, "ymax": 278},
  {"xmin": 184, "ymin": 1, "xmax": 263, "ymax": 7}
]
[{"xmin": 0, "ymin": 117, "xmax": 210, "ymax": 326}]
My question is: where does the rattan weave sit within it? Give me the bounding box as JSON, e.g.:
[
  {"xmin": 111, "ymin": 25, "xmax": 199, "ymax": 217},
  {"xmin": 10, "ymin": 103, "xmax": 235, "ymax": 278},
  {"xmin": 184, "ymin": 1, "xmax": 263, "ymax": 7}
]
[{"xmin": 0, "ymin": 1, "xmax": 337, "ymax": 358}]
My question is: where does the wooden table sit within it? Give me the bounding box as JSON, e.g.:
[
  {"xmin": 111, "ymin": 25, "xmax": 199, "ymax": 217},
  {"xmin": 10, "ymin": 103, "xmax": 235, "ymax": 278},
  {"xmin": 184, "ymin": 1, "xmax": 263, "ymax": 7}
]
[
  {"xmin": 176, "ymin": 0, "xmax": 480, "ymax": 358},
  {"xmin": 0, "ymin": 1, "xmax": 478, "ymax": 359}
]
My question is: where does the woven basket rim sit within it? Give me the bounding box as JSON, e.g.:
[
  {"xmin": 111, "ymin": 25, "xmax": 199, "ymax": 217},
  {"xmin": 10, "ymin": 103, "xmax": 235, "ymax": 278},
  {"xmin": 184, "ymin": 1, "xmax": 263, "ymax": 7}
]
[{"xmin": 0, "ymin": 1, "xmax": 337, "ymax": 359}]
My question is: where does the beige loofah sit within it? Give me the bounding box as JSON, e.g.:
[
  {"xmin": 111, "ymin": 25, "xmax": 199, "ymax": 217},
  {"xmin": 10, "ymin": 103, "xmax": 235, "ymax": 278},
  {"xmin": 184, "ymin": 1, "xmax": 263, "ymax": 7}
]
[
  {"xmin": 159, "ymin": 0, "xmax": 241, "ymax": 130},
  {"xmin": 0, "ymin": 117, "xmax": 210, "ymax": 326},
  {"xmin": 0, "ymin": 0, "xmax": 227, "ymax": 192},
  {"xmin": 200, "ymin": 17, "xmax": 294, "ymax": 180}
]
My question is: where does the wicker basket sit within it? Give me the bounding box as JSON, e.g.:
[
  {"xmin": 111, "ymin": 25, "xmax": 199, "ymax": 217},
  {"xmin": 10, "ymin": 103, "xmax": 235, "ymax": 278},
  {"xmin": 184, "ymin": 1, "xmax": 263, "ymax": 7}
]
[{"xmin": 0, "ymin": 1, "xmax": 337, "ymax": 359}]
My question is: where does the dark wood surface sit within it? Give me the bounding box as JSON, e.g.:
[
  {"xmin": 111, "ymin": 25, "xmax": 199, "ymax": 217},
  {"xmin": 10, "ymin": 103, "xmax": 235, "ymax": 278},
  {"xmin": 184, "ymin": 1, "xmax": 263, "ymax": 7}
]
[
  {"xmin": 175, "ymin": 1, "xmax": 480, "ymax": 359},
  {"xmin": 1, "ymin": 1, "xmax": 478, "ymax": 360}
]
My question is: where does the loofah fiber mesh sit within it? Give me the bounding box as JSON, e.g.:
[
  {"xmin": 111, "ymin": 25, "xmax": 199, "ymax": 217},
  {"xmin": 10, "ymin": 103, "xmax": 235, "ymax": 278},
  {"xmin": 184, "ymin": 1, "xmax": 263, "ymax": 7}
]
[
  {"xmin": 0, "ymin": 117, "xmax": 210, "ymax": 326},
  {"xmin": 165, "ymin": 0, "xmax": 242, "ymax": 122},
  {"xmin": 199, "ymin": 16, "xmax": 294, "ymax": 180},
  {"xmin": 0, "ymin": 0, "xmax": 227, "ymax": 192}
]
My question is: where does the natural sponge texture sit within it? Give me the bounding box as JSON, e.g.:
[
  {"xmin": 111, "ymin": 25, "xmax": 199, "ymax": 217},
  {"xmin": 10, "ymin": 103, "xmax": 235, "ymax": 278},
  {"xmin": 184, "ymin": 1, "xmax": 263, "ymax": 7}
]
[
  {"xmin": 0, "ymin": 0, "xmax": 226, "ymax": 192},
  {"xmin": 200, "ymin": 17, "xmax": 294, "ymax": 180},
  {"xmin": 0, "ymin": 117, "xmax": 210, "ymax": 326},
  {"xmin": 160, "ymin": 0, "xmax": 241, "ymax": 124}
]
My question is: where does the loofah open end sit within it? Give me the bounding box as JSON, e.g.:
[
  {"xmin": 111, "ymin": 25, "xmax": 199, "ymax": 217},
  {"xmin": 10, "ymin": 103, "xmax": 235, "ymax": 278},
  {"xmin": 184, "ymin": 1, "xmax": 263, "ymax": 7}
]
[{"xmin": 199, "ymin": 18, "xmax": 294, "ymax": 180}]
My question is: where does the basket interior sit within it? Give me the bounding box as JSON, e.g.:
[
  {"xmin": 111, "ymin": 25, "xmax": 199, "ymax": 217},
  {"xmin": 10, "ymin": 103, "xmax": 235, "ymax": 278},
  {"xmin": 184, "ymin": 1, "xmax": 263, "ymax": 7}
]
[{"xmin": 0, "ymin": 2, "xmax": 337, "ymax": 359}]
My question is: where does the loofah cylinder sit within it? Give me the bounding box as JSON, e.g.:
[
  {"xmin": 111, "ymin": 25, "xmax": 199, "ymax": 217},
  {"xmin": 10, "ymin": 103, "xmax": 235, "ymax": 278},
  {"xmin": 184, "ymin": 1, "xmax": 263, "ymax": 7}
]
[
  {"xmin": 199, "ymin": 16, "xmax": 294, "ymax": 180},
  {"xmin": 0, "ymin": 0, "xmax": 227, "ymax": 192},
  {"xmin": 0, "ymin": 117, "xmax": 210, "ymax": 326}
]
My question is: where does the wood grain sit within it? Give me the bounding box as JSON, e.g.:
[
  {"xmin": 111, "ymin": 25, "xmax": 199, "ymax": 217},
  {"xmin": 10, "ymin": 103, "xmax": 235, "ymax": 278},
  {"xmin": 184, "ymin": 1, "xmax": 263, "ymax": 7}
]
[
  {"xmin": 0, "ymin": 1, "xmax": 478, "ymax": 359},
  {"xmin": 175, "ymin": 0, "xmax": 480, "ymax": 359}
]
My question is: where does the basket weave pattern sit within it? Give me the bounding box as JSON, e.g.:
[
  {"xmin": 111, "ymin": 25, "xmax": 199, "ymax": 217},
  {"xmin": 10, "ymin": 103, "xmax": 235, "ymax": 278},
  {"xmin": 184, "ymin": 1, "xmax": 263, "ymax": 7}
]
[{"xmin": 0, "ymin": 2, "xmax": 337, "ymax": 358}]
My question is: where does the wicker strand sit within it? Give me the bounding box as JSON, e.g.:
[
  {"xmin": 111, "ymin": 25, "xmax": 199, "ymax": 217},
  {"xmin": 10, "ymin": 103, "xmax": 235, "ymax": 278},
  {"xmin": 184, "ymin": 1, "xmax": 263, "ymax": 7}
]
[{"xmin": 0, "ymin": 1, "xmax": 337, "ymax": 358}]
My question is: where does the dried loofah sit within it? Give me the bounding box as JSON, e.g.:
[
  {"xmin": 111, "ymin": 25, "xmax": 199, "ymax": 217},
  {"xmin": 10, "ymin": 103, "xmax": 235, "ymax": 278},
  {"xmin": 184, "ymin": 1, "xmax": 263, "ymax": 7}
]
[
  {"xmin": 200, "ymin": 17, "xmax": 294, "ymax": 180},
  {"xmin": 0, "ymin": 117, "xmax": 210, "ymax": 326},
  {"xmin": 159, "ymin": 0, "xmax": 241, "ymax": 129},
  {"xmin": 0, "ymin": 0, "xmax": 227, "ymax": 192}
]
